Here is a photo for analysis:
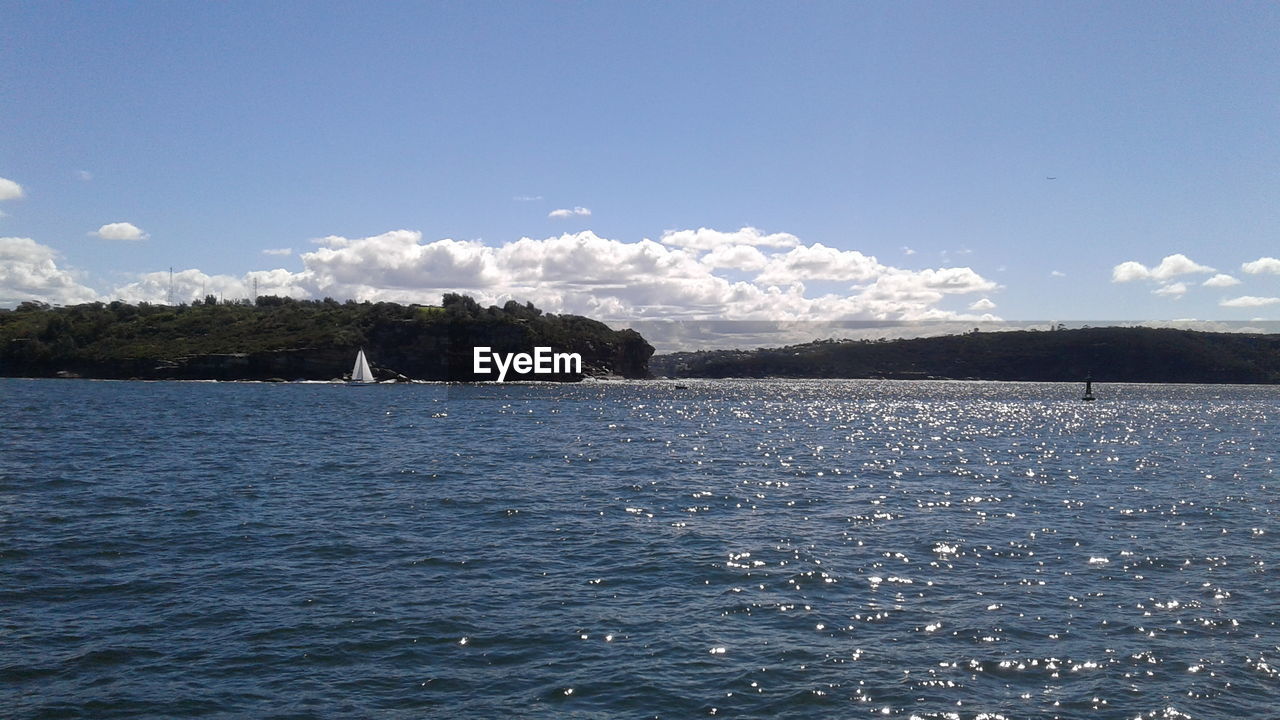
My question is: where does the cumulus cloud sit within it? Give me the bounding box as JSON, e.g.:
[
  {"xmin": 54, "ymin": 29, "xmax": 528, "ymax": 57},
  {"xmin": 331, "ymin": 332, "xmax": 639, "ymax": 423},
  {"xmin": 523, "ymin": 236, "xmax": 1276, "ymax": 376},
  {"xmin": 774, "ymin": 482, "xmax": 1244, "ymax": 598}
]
[
  {"xmin": 0, "ymin": 237, "xmax": 99, "ymax": 306},
  {"xmin": 1153, "ymin": 282, "xmax": 1187, "ymax": 297},
  {"xmin": 661, "ymin": 226, "xmax": 800, "ymax": 251},
  {"xmin": 1202, "ymin": 273, "xmax": 1241, "ymax": 287},
  {"xmin": 1220, "ymin": 295, "xmax": 1280, "ymax": 308},
  {"xmin": 1151, "ymin": 254, "xmax": 1214, "ymax": 279},
  {"xmin": 902, "ymin": 246, "xmax": 916, "ymax": 256},
  {"xmin": 701, "ymin": 244, "xmax": 770, "ymax": 271},
  {"xmin": 110, "ymin": 267, "xmax": 309, "ymax": 305},
  {"xmin": 1111, "ymin": 261, "xmax": 1147, "ymax": 282},
  {"xmin": 91, "ymin": 222, "xmax": 149, "ymax": 241},
  {"xmin": 1050, "ymin": 270, "xmax": 1066, "ymax": 277},
  {"xmin": 755, "ymin": 243, "xmax": 884, "ymax": 285},
  {"xmin": 305, "ymin": 231, "xmax": 504, "ymax": 292},
  {"xmin": 2, "ymin": 220, "xmax": 1010, "ymax": 332},
  {"xmin": 101, "ymin": 228, "xmax": 999, "ymax": 324},
  {"xmin": 851, "ymin": 268, "xmax": 999, "ymax": 317},
  {"xmin": 1112, "ymin": 253, "xmax": 1214, "ymax": 282},
  {"xmin": 548, "ymin": 206, "xmax": 591, "ymax": 219},
  {"xmin": 0, "ymin": 177, "xmax": 25, "ymax": 201},
  {"xmin": 1242, "ymin": 257, "xmax": 1280, "ymax": 275},
  {"xmin": 262, "ymin": 247, "xmax": 293, "ymax": 256}
]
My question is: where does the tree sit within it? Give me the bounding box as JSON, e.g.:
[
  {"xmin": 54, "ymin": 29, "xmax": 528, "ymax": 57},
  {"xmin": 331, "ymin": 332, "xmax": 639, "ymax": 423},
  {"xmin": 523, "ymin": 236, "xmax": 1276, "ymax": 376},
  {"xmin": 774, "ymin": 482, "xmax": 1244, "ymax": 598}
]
[{"xmin": 442, "ymin": 293, "xmax": 481, "ymax": 318}]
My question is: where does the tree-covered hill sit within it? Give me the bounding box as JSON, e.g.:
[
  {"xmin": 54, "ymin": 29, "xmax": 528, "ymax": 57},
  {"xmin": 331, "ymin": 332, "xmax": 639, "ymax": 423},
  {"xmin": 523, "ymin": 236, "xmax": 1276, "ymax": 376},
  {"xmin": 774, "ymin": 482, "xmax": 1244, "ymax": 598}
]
[
  {"xmin": 0, "ymin": 294, "xmax": 653, "ymax": 381},
  {"xmin": 651, "ymin": 327, "xmax": 1280, "ymax": 384}
]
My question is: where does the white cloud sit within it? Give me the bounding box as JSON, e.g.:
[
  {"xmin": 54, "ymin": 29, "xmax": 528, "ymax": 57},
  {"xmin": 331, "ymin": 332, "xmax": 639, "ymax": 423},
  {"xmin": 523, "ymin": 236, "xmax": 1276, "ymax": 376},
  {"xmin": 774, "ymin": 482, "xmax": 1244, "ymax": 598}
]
[
  {"xmin": 3, "ymin": 226, "xmax": 1004, "ymax": 323},
  {"xmin": 513, "ymin": 195, "xmax": 543, "ymax": 202},
  {"xmin": 1220, "ymin": 295, "xmax": 1280, "ymax": 308},
  {"xmin": 305, "ymin": 231, "xmax": 503, "ymax": 292},
  {"xmin": 0, "ymin": 177, "xmax": 25, "ymax": 201},
  {"xmin": 1111, "ymin": 253, "xmax": 1214, "ymax": 282},
  {"xmin": 548, "ymin": 206, "xmax": 591, "ymax": 218},
  {"xmin": 1242, "ymin": 257, "xmax": 1280, "ymax": 275},
  {"xmin": 1153, "ymin": 282, "xmax": 1187, "ymax": 297},
  {"xmin": 110, "ymin": 267, "xmax": 309, "ymax": 304},
  {"xmin": 1133, "ymin": 319, "xmax": 1280, "ymax": 333},
  {"xmin": 91, "ymin": 222, "xmax": 149, "ymax": 241},
  {"xmin": 0, "ymin": 237, "xmax": 98, "ymax": 306},
  {"xmin": 76, "ymin": 170, "xmax": 93, "ymax": 182},
  {"xmin": 902, "ymin": 246, "xmax": 916, "ymax": 256},
  {"xmin": 1150, "ymin": 254, "xmax": 1214, "ymax": 279},
  {"xmin": 701, "ymin": 244, "xmax": 770, "ymax": 271},
  {"xmin": 853, "ymin": 268, "xmax": 999, "ymax": 315},
  {"xmin": 262, "ymin": 247, "xmax": 293, "ymax": 256},
  {"xmin": 1111, "ymin": 261, "xmax": 1148, "ymax": 282},
  {"xmin": 660, "ymin": 226, "xmax": 801, "ymax": 251},
  {"xmin": 1202, "ymin": 273, "xmax": 1241, "ymax": 287},
  {"xmin": 102, "ymin": 227, "xmax": 997, "ymax": 322},
  {"xmin": 1050, "ymin": 270, "xmax": 1066, "ymax": 277},
  {"xmin": 755, "ymin": 243, "xmax": 884, "ymax": 285}
]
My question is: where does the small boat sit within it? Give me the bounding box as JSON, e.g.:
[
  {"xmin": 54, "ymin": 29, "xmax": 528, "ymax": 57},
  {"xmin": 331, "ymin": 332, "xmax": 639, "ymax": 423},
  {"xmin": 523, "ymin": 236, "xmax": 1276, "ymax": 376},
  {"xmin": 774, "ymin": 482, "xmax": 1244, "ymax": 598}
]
[
  {"xmin": 349, "ymin": 348, "xmax": 375, "ymax": 385},
  {"xmin": 1082, "ymin": 377, "xmax": 1095, "ymax": 402}
]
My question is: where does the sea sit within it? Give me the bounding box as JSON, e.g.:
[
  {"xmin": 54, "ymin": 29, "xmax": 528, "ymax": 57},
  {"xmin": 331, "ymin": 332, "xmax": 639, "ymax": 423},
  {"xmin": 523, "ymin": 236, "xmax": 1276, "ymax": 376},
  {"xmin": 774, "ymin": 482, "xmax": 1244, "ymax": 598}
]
[{"xmin": 1, "ymin": 378, "xmax": 1277, "ymax": 719}]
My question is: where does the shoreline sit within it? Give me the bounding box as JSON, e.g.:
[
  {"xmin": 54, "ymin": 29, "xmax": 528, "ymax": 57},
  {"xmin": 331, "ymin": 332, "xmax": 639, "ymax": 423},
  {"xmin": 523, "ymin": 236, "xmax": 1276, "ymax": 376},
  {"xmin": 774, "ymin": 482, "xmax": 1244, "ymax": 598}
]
[{"xmin": 4, "ymin": 375, "xmax": 1277, "ymax": 388}]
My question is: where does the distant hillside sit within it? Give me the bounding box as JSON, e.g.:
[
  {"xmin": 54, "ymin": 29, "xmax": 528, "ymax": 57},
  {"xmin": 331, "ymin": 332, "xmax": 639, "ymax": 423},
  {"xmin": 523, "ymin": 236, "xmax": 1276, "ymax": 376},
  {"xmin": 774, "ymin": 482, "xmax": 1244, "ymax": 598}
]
[
  {"xmin": 651, "ymin": 327, "xmax": 1280, "ymax": 384},
  {"xmin": 0, "ymin": 294, "xmax": 653, "ymax": 381}
]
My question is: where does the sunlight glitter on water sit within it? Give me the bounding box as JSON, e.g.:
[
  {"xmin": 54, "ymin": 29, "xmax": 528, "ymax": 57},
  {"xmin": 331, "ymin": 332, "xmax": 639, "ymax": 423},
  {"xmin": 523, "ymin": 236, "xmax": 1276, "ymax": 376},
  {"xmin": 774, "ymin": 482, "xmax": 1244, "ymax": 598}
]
[{"xmin": 1, "ymin": 378, "xmax": 1276, "ymax": 718}]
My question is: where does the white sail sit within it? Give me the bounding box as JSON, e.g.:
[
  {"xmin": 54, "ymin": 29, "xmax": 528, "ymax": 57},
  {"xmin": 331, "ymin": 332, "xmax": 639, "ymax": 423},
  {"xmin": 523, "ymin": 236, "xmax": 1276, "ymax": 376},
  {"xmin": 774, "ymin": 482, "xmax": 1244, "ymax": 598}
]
[{"xmin": 351, "ymin": 349, "xmax": 374, "ymax": 383}]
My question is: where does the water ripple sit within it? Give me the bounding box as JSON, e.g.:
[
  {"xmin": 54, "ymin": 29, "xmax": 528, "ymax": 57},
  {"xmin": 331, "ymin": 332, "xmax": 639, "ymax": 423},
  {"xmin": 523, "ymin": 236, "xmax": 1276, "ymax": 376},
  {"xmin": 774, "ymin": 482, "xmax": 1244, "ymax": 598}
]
[{"xmin": 0, "ymin": 378, "xmax": 1276, "ymax": 718}]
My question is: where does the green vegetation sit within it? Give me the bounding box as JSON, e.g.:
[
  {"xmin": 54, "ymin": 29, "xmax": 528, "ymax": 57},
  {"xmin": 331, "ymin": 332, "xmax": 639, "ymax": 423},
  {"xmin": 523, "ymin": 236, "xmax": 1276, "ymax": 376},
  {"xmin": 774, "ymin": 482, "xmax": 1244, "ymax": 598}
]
[
  {"xmin": 651, "ymin": 327, "xmax": 1280, "ymax": 384},
  {"xmin": 0, "ymin": 295, "xmax": 653, "ymax": 381},
  {"xmin": 9, "ymin": 300, "xmax": 1275, "ymax": 385}
]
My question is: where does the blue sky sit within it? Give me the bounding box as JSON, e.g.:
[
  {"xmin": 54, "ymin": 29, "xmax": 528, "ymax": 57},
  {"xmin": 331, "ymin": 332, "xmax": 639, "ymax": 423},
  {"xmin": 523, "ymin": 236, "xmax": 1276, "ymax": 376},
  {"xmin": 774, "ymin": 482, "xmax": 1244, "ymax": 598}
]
[{"xmin": 2, "ymin": 1, "xmax": 1278, "ymax": 325}]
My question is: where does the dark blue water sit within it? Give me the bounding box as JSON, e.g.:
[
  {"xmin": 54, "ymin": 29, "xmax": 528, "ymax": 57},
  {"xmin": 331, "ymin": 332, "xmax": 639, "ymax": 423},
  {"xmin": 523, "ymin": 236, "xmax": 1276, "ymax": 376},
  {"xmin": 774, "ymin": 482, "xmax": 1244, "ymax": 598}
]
[{"xmin": 1, "ymin": 378, "xmax": 1277, "ymax": 719}]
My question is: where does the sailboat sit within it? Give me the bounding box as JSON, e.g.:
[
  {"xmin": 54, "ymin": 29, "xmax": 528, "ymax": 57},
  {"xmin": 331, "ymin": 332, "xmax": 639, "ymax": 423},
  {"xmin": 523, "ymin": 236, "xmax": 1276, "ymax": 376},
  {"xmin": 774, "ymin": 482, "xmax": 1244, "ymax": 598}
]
[
  {"xmin": 349, "ymin": 348, "xmax": 375, "ymax": 385},
  {"xmin": 1082, "ymin": 376, "xmax": 1095, "ymax": 402}
]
